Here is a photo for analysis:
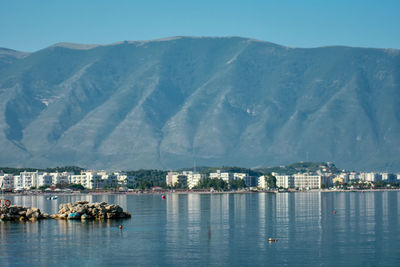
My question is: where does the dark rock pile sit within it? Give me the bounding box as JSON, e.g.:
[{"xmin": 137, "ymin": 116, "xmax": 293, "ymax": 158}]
[
  {"xmin": 51, "ymin": 201, "xmax": 131, "ymax": 220},
  {"xmin": 0, "ymin": 206, "xmax": 50, "ymax": 221}
]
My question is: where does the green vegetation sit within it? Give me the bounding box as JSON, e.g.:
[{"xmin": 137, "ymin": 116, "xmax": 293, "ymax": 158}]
[
  {"xmin": 264, "ymin": 173, "xmax": 277, "ymax": 188},
  {"xmin": 255, "ymin": 162, "xmax": 340, "ymax": 175},
  {"xmin": 229, "ymin": 179, "xmax": 246, "ymax": 190},
  {"xmin": 127, "ymin": 169, "xmax": 168, "ymax": 188},
  {"xmin": 195, "ymin": 178, "xmax": 228, "ymax": 191},
  {"xmin": 66, "ymin": 184, "xmax": 85, "ymax": 190}
]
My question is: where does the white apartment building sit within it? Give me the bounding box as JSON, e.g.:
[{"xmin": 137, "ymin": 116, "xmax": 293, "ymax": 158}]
[
  {"xmin": 50, "ymin": 172, "xmax": 72, "ymax": 186},
  {"xmin": 210, "ymin": 170, "xmax": 234, "ymax": 183},
  {"xmin": 381, "ymin": 173, "xmax": 397, "ymax": 182},
  {"xmin": 165, "ymin": 171, "xmax": 204, "ymax": 189},
  {"xmin": 70, "ymin": 174, "xmax": 88, "ymax": 188},
  {"xmin": 0, "ymin": 173, "xmax": 15, "ymax": 190},
  {"xmin": 275, "ymin": 175, "xmax": 294, "ymax": 189},
  {"xmin": 114, "ymin": 172, "xmax": 135, "ymax": 187},
  {"xmin": 258, "ymin": 176, "xmax": 267, "ymax": 189},
  {"xmin": 359, "ymin": 172, "xmax": 381, "ymax": 183},
  {"xmin": 166, "ymin": 172, "xmax": 179, "ymax": 187},
  {"xmin": 19, "ymin": 171, "xmax": 43, "ymax": 189},
  {"xmin": 293, "ymin": 173, "xmax": 324, "ymax": 189},
  {"xmin": 37, "ymin": 173, "xmax": 53, "ymax": 187},
  {"xmin": 185, "ymin": 171, "xmax": 205, "ymax": 189}
]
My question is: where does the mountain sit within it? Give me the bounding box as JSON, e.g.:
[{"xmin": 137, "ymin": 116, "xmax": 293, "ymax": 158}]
[{"xmin": 0, "ymin": 37, "xmax": 399, "ymax": 171}]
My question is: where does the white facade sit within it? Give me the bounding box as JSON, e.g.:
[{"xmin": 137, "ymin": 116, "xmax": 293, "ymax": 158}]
[
  {"xmin": 0, "ymin": 174, "xmax": 15, "ymax": 190},
  {"xmin": 165, "ymin": 171, "xmax": 203, "ymax": 188},
  {"xmin": 293, "ymin": 173, "xmax": 323, "ymax": 189},
  {"xmin": 37, "ymin": 173, "xmax": 53, "ymax": 187},
  {"xmin": 210, "ymin": 170, "xmax": 234, "ymax": 183},
  {"xmin": 276, "ymin": 175, "xmax": 294, "ymax": 189},
  {"xmin": 166, "ymin": 172, "xmax": 180, "ymax": 187},
  {"xmin": 114, "ymin": 172, "xmax": 135, "ymax": 187},
  {"xmin": 359, "ymin": 172, "xmax": 381, "ymax": 182},
  {"xmin": 258, "ymin": 176, "xmax": 267, "ymax": 189},
  {"xmin": 185, "ymin": 171, "xmax": 204, "ymax": 189}
]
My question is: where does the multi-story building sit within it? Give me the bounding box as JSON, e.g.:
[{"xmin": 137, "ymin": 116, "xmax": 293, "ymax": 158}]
[
  {"xmin": 185, "ymin": 171, "xmax": 205, "ymax": 189},
  {"xmin": 0, "ymin": 173, "xmax": 15, "ymax": 190},
  {"xmin": 258, "ymin": 176, "xmax": 267, "ymax": 189},
  {"xmin": 359, "ymin": 172, "xmax": 381, "ymax": 183},
  {"xmin": 275, "ymin": 175, "xmax": 294, "ymax": 189},
  {"xmin": 381, "ymin": 173, "xmax": 397, "ymax": 183},
  {"xmin": 166, "ymin": 172, "xmax": 179, "ymax": 187},
  {"xmin": 114, "ymin": 172, "xmax": 135, "ymax": 187},
  {"xmin": 50, "ymin": 172, "xmax": 73, "ymax": 186},
  {"xmin": 20, "ymin": 171, "xmax": 43, "ymax": 189},
  {"xmin": 293, "ymin": 173, "xmax": 324, "ymax": 189},
  {"xmin": 165, "ymin": 171, "xmax": 203, "ymax": 189},
  {"xmin": 210, "ymin": 170, "xmax": 234, "ymax": 183},
  {"xmin": 37, "ymin": 173, "xmax": 53, "ymax": 187},
  {"xmin": 243, "ymin": 176, "xmax": 258, "ymax": 187}
]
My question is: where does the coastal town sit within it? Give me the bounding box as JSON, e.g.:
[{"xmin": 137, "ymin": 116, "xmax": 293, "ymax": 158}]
[{"xmin": 1, "ymin": 163, "xmax": 399, "ymax": 192}]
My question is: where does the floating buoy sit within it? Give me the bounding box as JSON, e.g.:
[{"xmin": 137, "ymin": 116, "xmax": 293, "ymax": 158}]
[
  {"xmin": 333, "ymin": 210, "xmax": 337, "ymax": 214},
  {"xmin": 119, "ymin": 225, "xmax": 123, "ymax": 230},
  {"xmin": 161, "ymin": 195, "xmax": 166, "ymax": 199},
  {"xmin": 268, "ymin": 238, "xmax": 277, "ymax": 242},
  {"xmin": 4, "ymin": 199, "xmax": 11, "ymax": 207}
]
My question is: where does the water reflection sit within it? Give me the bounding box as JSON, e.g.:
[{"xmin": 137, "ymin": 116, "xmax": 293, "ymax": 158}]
[{"xmin": 1, "ymin": 192, "xmax": 400, "ymax": 266}]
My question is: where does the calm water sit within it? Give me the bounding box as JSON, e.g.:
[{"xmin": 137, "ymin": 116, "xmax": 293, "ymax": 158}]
[{"xmin": 1, "ymin": 191, "xmax": 399, "ymax": 266}]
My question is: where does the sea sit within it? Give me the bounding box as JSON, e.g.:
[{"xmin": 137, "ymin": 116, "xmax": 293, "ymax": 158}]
[{"xmin": 1, "ymin": 191, "xmax": 399, "ymax": 266}]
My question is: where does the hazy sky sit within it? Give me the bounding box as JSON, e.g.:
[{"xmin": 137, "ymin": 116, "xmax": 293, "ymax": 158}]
[{"xmin": 1, "ymin": 0, "xmax": 399, "ymax": 51}]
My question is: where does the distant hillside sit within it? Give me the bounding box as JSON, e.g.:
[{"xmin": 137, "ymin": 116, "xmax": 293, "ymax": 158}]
[{"xmin": 0, "ymin": 37, "xmax": 399, "ymax": 171}]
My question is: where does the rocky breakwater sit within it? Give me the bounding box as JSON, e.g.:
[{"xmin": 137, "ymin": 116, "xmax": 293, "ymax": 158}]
[
  {"xmin": 0, "ymin": 206, "xmax": 50, "ymax": 222},
  {"xmin": 52, "ymin": 201, "xmax": 131, "ymax": 220}
]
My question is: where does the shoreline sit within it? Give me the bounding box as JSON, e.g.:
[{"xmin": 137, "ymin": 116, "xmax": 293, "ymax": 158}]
[{"xmin": 2, "ymin": 188, "xmax": 400, "ymax": 197}]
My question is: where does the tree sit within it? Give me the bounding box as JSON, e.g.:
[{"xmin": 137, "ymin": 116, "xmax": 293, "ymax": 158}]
[
  {"xmin": 229, "ymin": 179, "xmax": 246, "ymax": 190},
  {"xmin": 264, "ymin": 173, "xmax": 277, "ymax": 188}
]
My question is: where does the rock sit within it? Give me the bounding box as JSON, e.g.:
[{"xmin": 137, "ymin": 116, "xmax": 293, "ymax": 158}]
[{"xmin": 68, "ymin": 213, "xmax": 81, "ymax": 220}]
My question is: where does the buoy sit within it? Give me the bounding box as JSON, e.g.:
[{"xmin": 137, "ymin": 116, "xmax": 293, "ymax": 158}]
[
  {"xmin": 333, "ymin": 210, "xmax": 337, "ymax": 214},
  {"xmin": 4, "ymin": 199, "xmax": 11, "ymax": 207},
  {"xmin": 119, "ymin": 225, "xmax": 123, "ymax": 230},
  {"xmin": 161, "ymin": 195, "xmax": 166, "ymax": 199},
  {"xmin": 268, "ymin": 238, "xmax": 277, "ymax": 242}
]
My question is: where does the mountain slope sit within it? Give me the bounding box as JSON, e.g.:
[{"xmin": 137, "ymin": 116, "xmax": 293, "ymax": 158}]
[{"xmin": 0, "ymin": 37, "xmax": 399, "ymax": 171}]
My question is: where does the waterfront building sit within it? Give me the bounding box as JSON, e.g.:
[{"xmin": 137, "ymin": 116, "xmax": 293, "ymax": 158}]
[
  {"xmin": 210, "ymin": 170, "xmax": 234, "ymax": 183},
  {"xmin": 37, "ymin": 173, "xmax": 53, "ymax": 187},
  {"xmin": 275, "ymin": 175, "xmax": 294, "ymax": 189},
  {"xmin": 166, "ymin": 172, "xmax": 180, "ymax": 187},
  {"xmin": 293, "ymin": 173, "xmax": 324, "ymax": 189},
  {"xmin": 243, "ymin": 176, "xmax": 258, "ymax": 187},
  {"xmin": 381, "ymin": 173, "xmax": 397, "ymax": 183},
  {"xmin": 359, "ymin": 172, "xmax": 381, "ymax": 182},
  {"xmin": 165, "ymin": 171, "xmax": 203, "ymax": 189},
  {"xmin": 20, "ymin": 171, "xmax": 43, "ymax": 189},
  {"xmin": 114, "ymin": 172, "xmax": 135, "ymax": 187},
  {"xmin": 70, "ymin": 174, "xmax": 88, "ymax": 188},
  {"xmin": 258, "ymin": 176, "xmax": 267, "ymax": 189},
  {"xmin": 185, "ymin": 171, "xmax": 205, "ymax": 189},
  {"xmin": 0, "ymin": 173, "xmax": 14, "ymax": 190},
  {"xmin": 50, "ymin": 172, "xmax": 73, "ymax": 186}
]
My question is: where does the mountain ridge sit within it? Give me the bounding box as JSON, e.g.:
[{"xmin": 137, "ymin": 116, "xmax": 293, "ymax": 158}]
[{"xmin": 0, "ymin": 37, "xmax": 399, "ymax": 171}]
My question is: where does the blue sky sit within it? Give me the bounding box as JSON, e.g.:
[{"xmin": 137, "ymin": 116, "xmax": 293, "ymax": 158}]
[{"xmin": 1, "ymin": 0, "xmax": 399, "ymax": 51}]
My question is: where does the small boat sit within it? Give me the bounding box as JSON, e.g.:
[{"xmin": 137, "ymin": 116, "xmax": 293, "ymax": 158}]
[
  {"xmin": 46, "ymin": 196, "xmax": 58, "ymax": 200},
  {"xmin": 268, "ymin": 238, "xmax": 278, "ymax": 242}
]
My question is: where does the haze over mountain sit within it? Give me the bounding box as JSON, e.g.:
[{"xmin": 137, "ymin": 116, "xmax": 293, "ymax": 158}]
[{"xmin": 0, "ymin": 37, "xmax": 399, "ymax": 171}]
